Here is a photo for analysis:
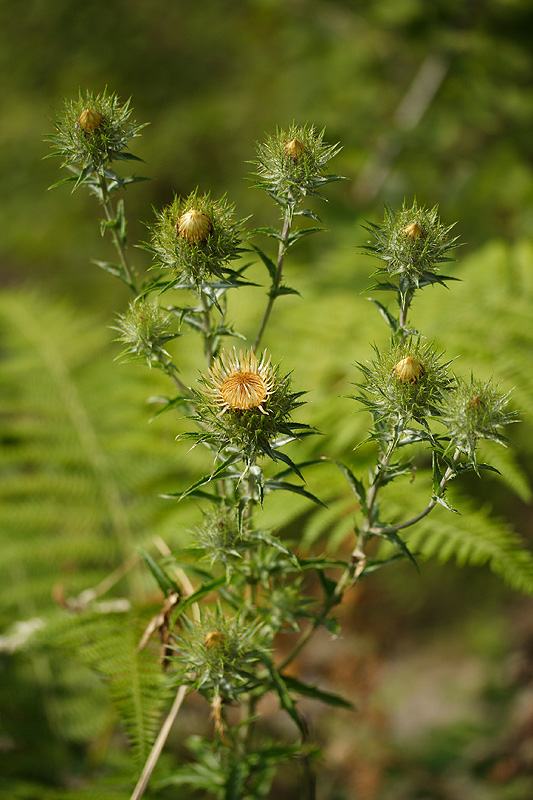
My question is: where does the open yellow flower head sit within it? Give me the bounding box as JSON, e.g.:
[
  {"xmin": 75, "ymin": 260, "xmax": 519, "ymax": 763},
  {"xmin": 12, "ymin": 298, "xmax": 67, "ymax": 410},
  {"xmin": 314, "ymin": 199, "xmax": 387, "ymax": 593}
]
[
  {"xmin": 284, "ymin": 137, "xmax": 306, "ymax": 161},
  {"xmin": 177, "ymin": 209, "xmax": 213, "ymax": 243},
  {"xmin": 207, "ymin": 349, "xmax": 274, "ymax": 415},
  {"xmin": 403, "ymin": 221, "xmax": 424, "ymax": 240},
  {"xmin": 78, "ymin": 108, "xmax": 104, "ymax": 133},
  {"xmin": 393, "ymin": 356, "xmax": 424, "ymax": 384}
]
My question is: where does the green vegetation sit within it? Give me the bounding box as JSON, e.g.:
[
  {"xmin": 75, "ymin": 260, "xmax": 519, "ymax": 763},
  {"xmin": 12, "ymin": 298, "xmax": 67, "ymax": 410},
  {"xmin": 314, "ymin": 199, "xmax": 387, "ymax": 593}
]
[{"xmin": 2, "ymin": 3, "xmax": 533, "ymax": 799}]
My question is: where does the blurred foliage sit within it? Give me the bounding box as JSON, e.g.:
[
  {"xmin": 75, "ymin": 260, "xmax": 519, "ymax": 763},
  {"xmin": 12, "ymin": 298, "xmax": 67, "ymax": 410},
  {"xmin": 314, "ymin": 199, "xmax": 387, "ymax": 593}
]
[
  {"xmin": 2, "ymin": 0, "xmax": 533, "ymax": 302},
  {"xmin": 2, "ymin": 0, "xmax": 533, "ymax": 798}
]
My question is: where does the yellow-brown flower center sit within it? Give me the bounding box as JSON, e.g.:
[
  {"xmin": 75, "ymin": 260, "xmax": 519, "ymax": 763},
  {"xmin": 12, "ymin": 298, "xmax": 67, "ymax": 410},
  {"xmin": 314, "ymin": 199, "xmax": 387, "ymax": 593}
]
[
  {"xmin": 204, "ymin": 631, "xmax": 224, "ymax": 649},
  {"xmin": 403, "ymin": 221, "xmax": 424, "ymax": 240},
  {"xmin": 78, "ymin": 108, "xmax": 103, "ymax": 133},
  {"xmin": 219, "ymin": 371, "xmax": 268, "ymax": 411},
  {"xmin": 393, "ymin": 356, "xmax": 424, "ymax": 383},
  {"xmin": 177, "ymin": 209, "xmax": 212, "ymax": 243},
  {"xmin": 284, "ymin": 137, "xmax": 306, "ymax": 161}
]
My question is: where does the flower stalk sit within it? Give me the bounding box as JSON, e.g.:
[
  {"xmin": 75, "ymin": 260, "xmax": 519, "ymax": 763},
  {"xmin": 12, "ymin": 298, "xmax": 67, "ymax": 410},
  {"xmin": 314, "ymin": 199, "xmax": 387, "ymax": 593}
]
[{"xmin": 253, "ymin": 203, "xmax": 293, "ymax": 352}]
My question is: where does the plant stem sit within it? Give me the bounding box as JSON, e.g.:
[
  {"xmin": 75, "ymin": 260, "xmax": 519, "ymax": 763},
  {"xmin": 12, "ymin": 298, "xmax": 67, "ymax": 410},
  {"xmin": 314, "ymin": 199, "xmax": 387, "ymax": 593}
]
[
  {"xmin": 129, "ymin": 685, "xmax": 188, "ymax": 800},
  {"xmin": 278, "ymin": 437, "xmax": 400, "ymax": 671},
  {"xmin": 399, "ymin": 288, "xmax": 413, "ymax": 337},
  {"xmin": 200, "ymin": 290, "xmax": 214, "ymax": 365},
  {"xmin": 253, "ymin": 205, "xmax": 293, "ymax": 351},
  {"xmin": 369, "ymin": 449, "xmax": 461, "ymax": 536},
  {"xmin": 98, "ymin": 171, "xmax": 137, "ymax": 293}
]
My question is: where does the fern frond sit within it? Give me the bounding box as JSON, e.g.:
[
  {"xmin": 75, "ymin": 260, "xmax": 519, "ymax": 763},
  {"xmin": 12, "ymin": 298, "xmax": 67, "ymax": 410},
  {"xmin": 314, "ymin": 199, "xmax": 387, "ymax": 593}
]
[
  {"xmin": 399, "ymin": 498, "xmax": 533, "ymax": 594},
  {"xmin": 0, "ymin": 289, "xmax": 199, "ymax": 611},
  {"xmin": 38, "ymin": 610, "xmax": 170, "ymax": 771}
]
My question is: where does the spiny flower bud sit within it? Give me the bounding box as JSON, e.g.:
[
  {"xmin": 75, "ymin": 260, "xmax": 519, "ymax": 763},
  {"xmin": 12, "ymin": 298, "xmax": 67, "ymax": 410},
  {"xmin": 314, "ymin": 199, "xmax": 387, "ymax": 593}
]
[
  {"xmin": 284, "ymin": 137, "xmax": 306, "ymax": 161},
  {"xmin": 393, "ymin": 356, "xmax": 424, "ymax": 384},
  {"xmin": 177, "ymin": 209, "xmax": 212, "ymax": 243},
  {"xmin": 403, "ymin": 221, "xmax": 424, "ymax": 240},
  {"xmin": 204, "ymin": 631, "xmax": 224, "ymax": 650},
  {"xmin": 78, "ymin": 108, "xmax": 104, "ymax": 133}
]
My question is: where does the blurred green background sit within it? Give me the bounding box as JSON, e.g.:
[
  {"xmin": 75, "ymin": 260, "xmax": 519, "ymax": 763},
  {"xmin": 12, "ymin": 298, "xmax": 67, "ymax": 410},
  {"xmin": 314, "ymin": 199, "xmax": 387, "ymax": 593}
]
[{"xmin": 2, "ymin": 1, "xmax": 533, "ymax": 798}]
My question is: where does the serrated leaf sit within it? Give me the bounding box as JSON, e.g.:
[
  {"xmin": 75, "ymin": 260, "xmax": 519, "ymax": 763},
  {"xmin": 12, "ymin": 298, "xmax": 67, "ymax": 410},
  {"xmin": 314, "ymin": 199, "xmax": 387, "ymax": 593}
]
[
  {"xmin": 325, "ymin": 458, "xmax": 367, "ymax": 513},
  {"xmin": 250, "ymin": 464, "xmax": 264, "ymax": 505},
  {"xmin": 174, "ymin": 454, "xmax": 240, "ymax": 501},
  {"xmin": 249, "ymin": 243, "xmax": 278, "ymax": 282},
  {"xmin": 258, "ymin": 654, "xmax": 306, "ymax": 735},
  {"xmin": 365, "ymin": 281, "xmax": 401, "ymax": 294},
  {"xmin": 432, "ymin": 451, "xmax": 444, "ymax": 494},
  {"xmin": 91, "ymin": 259, "xmax": 124, "ymax": 279},
  {"xmin": 372, "ymin": 527, "xmax": 419, "ymax": 570},
  {"xmin": 250, "ymin": 530, "xmax": 301, "ymax": 569},
  {"xmin": 174, "ymin": 576, "xmax": 227, "ymax": 619},
  {"xmin": 294, "ymin": 208, "xmax": 322, "ymax": 221},
  {"xmin": 369, "ymin": 298, "xmax": 399, "ymax": 331},
  {"xmin": 137, "ymin": 546, "xmax": 178, "ymax": 596},
  {"xmin": 264, "ymin": 480, "xmax": 326, "ymax": 507},
  {"xmin": 287, "ymin": 227, "xmax": 324, "ymax": 245},
  {"xmin": 281, "ymin": 674, "xmax": 353, "ymax": 709},
  {"xmin": 434, "ymin": 494, "xmax": 459, "ymax": 513},
  {"xmin": 274, "ymin": 285, "xmax": 301, "ymax": 298}
]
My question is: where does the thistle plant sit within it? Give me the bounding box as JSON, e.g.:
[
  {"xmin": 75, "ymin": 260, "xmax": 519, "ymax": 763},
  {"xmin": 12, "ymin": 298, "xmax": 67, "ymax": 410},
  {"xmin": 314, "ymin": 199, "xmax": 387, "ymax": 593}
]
[{"xmin": 45, "ymin": 92, "xmax": 522, "ymax": 800}]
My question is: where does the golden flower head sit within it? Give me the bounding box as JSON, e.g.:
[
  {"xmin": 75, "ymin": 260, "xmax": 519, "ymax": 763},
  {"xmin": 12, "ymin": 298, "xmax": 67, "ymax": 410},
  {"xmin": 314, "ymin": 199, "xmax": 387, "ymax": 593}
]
[
  {"xmin": 204, "ymin": 630, "xmax": 225, "ymax": 650},
  {"xmin": 78, "ymin": 108, "xmax": 104, "ymax": 133},
  {"xmin": 284, "ymin": 137, "xmax": 306, "ymax": 161},
  {"xmin": 177, "ymin": 209, "xmax": 213, "ymax": 243},
  {"xmin": 207, "ymin": 349, "xmax": 274, "ymax": 415},
  {"xmin": 393, "ymin": 356, "xmax": 424, "ymax": 384},
  {"xmin": 403, "ymin": 221, "xmax": 424, "ymax": 240}
]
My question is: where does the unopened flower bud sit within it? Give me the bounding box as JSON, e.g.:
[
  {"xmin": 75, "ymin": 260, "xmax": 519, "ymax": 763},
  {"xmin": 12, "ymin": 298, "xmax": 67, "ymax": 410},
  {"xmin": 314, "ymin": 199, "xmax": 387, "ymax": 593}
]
[
  {"xmin": 177, "ymin": 209, "xmax": 212, "ymax": 243},
  {"xmin": 204, "ymin": 630, "xmax": 224, "ymax": 649},
  {"xmin": 284, "ymin": 137, "xmax": 306, "ymax": 161},
  {"xmin": 403, "ymin": 221, "xmax": 424, "ymax": 240},
  {"xmin": 393, "ymin": 356, "xmax": 424, "ymax": 383},
  {"xmin": 78, "ymin": 108, "xmax": 104, "ymax": 133}
]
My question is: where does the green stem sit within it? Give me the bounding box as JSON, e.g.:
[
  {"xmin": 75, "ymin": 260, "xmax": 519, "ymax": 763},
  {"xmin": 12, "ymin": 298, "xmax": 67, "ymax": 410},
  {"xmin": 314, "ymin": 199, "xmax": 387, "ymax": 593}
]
[
  {"xmin": 200, "ymin": 290, "xmax": 214, "ymax": 365},
  {"xmin": 278, "ymin": 435, "xmax": 399, "ymax": 671},
  {"xmin": 369, "ymin": 448, "xmax": 461, "ymax": 536},
  {"xmin": 98, "ymin": 171, "xmax": 137, "ymax": 293},
  {"xmin": 398, "ymin": 286, "xmax": 414, "ymax": 341},
  {"xmin": 253, "ymin": 204, "xmax": 294, "ymax": 351}
]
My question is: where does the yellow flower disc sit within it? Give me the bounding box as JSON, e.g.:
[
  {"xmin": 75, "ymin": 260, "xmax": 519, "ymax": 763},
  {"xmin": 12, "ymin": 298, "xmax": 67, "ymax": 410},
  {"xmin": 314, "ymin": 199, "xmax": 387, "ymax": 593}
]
[{"xmin": 207, "ymin": 349, "xmax": 274, "ymax": 414}]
